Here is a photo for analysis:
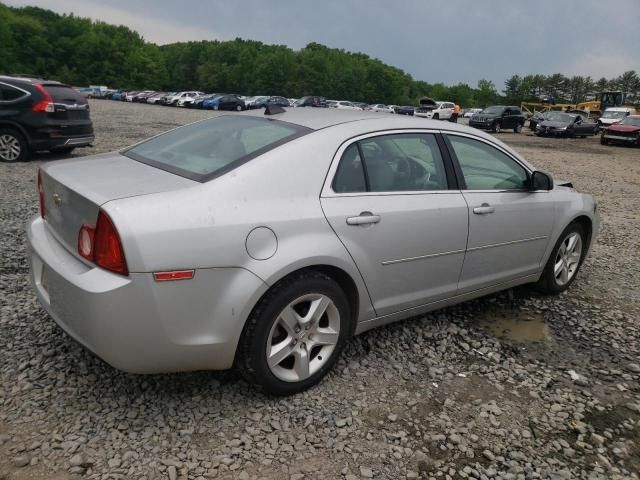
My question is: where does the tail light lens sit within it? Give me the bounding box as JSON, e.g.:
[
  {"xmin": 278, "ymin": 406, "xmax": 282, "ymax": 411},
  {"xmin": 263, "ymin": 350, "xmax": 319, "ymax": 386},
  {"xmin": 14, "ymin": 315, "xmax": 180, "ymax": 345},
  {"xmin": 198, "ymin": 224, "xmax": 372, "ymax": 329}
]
[
  {"xmin": 32, "ymin": 83, "xmax": 55, "ymax": 113},
  {"xmin": 37, "ymin": 169, "xmax": 45, "ymax": 218},
  {"xmin": 78, "ymin": 209, "xmax": 128, "ymax": 276}
]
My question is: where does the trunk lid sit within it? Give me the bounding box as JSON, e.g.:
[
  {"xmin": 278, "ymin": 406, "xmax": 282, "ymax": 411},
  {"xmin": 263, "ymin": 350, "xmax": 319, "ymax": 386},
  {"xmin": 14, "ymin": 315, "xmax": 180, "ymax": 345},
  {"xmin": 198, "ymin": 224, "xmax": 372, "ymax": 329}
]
[{"xmin": 40, "ymin": 153, "xmax": 196, "ymax": 257}]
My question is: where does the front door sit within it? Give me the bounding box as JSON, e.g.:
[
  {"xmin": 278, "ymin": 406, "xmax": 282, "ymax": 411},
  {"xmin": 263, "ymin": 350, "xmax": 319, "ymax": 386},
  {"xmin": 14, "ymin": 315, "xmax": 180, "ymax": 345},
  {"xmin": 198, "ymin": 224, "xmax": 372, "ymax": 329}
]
[
  {"xmin": 321, "ymin": 132, "xmax": 468, "ymax": 316},
  {"xmin": 445, "ymin": 133, "xmax": 555, "ymax": 293}
]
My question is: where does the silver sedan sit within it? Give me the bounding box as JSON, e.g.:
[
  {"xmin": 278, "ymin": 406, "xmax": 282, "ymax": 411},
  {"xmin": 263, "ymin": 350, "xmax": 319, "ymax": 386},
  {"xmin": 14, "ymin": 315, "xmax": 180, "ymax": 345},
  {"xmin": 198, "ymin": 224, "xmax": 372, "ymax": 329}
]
[{"xmin": 27, "ymin": 108, "xmax": 599, "ymax": 395}]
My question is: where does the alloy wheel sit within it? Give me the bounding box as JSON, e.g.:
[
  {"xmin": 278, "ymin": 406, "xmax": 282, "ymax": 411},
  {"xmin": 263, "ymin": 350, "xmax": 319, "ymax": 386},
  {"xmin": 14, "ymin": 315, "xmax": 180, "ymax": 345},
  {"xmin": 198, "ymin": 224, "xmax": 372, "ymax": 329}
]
[
  {"xmin": 266, "ymin": 293, "xmax": 340, "ymax": 382},
  {"xmin": 0, "ymin": 134, "xmax": 21, "ymax": 162},
  {"xmin": 554, "ymin": 232, "xmax": 582, "ymax": 286}
]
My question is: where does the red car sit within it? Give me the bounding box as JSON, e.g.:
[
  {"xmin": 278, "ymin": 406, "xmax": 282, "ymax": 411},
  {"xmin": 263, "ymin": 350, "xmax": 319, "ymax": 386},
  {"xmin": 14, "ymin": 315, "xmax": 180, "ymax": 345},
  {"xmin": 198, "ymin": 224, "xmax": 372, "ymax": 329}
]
[{"xmin": 601, "ymin": 115, "xmax": 640, "ymax": 147}]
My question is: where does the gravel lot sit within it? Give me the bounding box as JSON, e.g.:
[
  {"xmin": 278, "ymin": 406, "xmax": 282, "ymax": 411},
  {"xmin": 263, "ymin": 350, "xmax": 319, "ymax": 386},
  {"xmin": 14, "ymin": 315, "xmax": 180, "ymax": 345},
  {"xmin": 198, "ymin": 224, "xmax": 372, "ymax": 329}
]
[{"xmin": 1, "ymin": 100, "xmax": 639, "ymax": 480}]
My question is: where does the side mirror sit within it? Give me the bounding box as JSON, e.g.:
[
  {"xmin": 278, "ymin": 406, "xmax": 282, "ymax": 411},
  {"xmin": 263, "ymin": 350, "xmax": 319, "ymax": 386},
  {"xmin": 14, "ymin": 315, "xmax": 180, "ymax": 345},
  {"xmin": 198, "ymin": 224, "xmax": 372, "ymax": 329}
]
[{"xmin": 530, "ymin": 171, "xmax": 553, "ymax": 191}]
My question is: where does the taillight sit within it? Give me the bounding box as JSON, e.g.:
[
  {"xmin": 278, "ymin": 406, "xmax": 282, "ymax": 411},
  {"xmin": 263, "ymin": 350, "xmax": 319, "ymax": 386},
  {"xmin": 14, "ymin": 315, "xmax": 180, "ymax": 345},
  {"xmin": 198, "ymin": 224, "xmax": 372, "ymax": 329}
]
[
  {"xmin": 78, "ymin": 209, "xmax": 128, "ymax": 275},
  {"xmin": 32, "ymin": 83, "xmax": 55, "ymax": 113},
  {"xmin": 37, "ymin": 169, "xmax": 45, "ymax": 218}
]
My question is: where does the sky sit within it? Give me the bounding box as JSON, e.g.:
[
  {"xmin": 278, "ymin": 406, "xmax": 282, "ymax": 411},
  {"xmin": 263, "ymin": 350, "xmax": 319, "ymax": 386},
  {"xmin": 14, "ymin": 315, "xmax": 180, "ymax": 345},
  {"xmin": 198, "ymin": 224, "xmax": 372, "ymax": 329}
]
[{"xmin": 6, "ymin": 0, "xmax": 640, "ymax": 88}]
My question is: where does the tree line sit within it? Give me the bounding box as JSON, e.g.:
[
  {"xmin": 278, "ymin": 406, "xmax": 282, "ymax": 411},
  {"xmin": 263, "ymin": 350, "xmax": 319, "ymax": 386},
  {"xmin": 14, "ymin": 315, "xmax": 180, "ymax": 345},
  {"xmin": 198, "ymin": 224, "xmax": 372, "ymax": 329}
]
[{"xmin": 1, "ymin": 3, "xmax": 638, "ymax": 107}]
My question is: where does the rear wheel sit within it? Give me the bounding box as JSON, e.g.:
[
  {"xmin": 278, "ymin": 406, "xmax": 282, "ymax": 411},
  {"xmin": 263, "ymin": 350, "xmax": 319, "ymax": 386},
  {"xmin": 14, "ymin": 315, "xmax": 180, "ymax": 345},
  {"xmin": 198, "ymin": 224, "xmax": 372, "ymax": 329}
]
[
  {"xmin": 236, "ymin": 271, "xmax": 351, "ymax": 395},
  {"xmin": 0, "ymin": 129, "xmax": 28, "ymax": 162},
  {"xmin": 236, "ymin": 104, "xmax": 242, "ymax": 111},
  {"xmin": 536, "ymin": 223, "xmax": 586, "ymax": 294},
  {"xmin": 213, "ymin": 104, "xmax": 219, "ymax": 111},
  {"xmin": 514, "ymin": 123, "xmax": 522, "ymax": 133}
]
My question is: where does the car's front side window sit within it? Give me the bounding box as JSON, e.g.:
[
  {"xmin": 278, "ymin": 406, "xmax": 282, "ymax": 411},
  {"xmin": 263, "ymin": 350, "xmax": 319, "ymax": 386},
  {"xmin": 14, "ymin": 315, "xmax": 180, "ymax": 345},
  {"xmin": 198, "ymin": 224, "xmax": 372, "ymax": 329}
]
[{"xmin": 447, "ymin": 135, "xmax": 528, "ymax": 190}]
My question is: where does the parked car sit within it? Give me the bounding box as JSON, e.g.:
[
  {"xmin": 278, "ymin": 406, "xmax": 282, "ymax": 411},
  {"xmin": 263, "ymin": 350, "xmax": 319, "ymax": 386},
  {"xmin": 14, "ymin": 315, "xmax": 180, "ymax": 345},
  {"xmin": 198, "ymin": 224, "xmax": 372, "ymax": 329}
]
[
  {"xmin": 535, "ymin": 112, "xmax": 598, "ymax": 138},
  {"xmin": 192, "ymin": 93, "xmax": 217, "ymax": 109},
  {"xmin": 463, "ymin": 108, "xmax": 482, "ymax": 118},
  {"xmin": 469, "ymin": 106, "xmax": 525, "ymax": 133},
  {"xmin": 165, "ymin": 91, "xmax": 203, "ymax": 107},
  {"xmin": 393, "ymin": 105, "xmax": 415, "ymax": 115},
  {"xmin": 528, "ymin": 111, "xmax": 552, "ymax": 131},
  {"xmin": 109, "ymin": 90, "xmax": 126, "ymax": 101},
  {"xmin": 294, "ymin": 96, "xmax": 326, "ymax": 107},
  {"xmin": 125, "ymin": 91, "xmax": 139, "ymax": 102},
  {"xmin": 0, "ymin": 75, "xmax": 94, "ymax": 162},
  {"xmin": 415, "ymin": 101, "xmax": 455, "ymax": 120},
  {"xmin": 244, "ymin": 96, "xmax": 269, "ymax": 109},
  {"xmin": 133, "ymin": 91, "xmax": 155, "ymax": 102},
  {"xmin": 28, "ymin": 109, "xmax": 599, "ymax": 394},
  {"xmin": 352, "ymin": 102, "xmax": 369, "ymax": 110},
  {"xmin": 600, "ymin": 115, "xmax": 640, "ymax": 146},
  {"xmin": 252, "ymin": 96, "xmax": 290, "ymax": 109},
  {"xmin": 370, "ymin": 104, "xmax": 394, "ymax": 113},
  {"xmin": 327, "ymin": 100, "xmax": 361, "ymax": 111},
  {"xmin": 176, "ymin": 92, "xmax": 205, "ymax": 108},
  {"xmin": 145, "ymin": 92, "xmax": 168, "ymax": 105},
  {"xmin": 202, "ymin": 94, "xmax": 246, "ymax": 111},
  {"xmin": 156, "ymin": 92, "xmax": 177, "ymax": 106},
  {"xmin": 597, "ymin": 107, "xmax": 636, "ymax": 130}
]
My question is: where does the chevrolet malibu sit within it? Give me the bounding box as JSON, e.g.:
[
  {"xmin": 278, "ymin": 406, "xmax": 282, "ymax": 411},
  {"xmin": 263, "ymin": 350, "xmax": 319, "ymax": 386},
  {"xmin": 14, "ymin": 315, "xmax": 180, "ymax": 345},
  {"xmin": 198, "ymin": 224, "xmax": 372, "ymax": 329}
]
[{"xmin": 28, "ymin": 108, "xmax": 599, "ymax": 395}]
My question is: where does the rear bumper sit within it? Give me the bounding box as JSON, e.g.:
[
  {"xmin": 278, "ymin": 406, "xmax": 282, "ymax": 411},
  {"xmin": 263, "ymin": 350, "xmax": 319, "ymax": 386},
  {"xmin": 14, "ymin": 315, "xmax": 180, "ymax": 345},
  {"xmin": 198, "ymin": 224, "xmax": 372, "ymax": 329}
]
[{"xmin": 27, "ymin": 215, "xmax": 268, "ymax": 373}]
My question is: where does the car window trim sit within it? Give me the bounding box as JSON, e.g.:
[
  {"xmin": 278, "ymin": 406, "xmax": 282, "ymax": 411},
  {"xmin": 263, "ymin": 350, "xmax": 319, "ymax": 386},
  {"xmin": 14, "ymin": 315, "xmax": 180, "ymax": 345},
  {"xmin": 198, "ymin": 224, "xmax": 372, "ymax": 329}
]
[
  {"xmin": 441, "ymin": 132, "xmax": 536, "ymax": 192},
  {"xmin": 322, "ymin": 129, "xmax": 460, "ymax": 197},
  {"xmin": 0, "ymin": 81, "xmax": 31, "ymax": 103}
]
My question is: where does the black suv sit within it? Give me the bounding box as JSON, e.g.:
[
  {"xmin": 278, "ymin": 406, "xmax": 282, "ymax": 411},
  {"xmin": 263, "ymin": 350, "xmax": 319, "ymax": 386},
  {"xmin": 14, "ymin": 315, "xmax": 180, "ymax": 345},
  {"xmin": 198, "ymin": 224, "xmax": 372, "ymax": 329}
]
[
  {"xmin": 0, "ymin": 75, "xmax": 94, "ymax": 162},
  {"xmin": 468, "ymin": 105, "xmax": 525, "ymax": 133},
  {"xmin": 294, "ymin": 96, "xmax": 326, "ymax": 107}
]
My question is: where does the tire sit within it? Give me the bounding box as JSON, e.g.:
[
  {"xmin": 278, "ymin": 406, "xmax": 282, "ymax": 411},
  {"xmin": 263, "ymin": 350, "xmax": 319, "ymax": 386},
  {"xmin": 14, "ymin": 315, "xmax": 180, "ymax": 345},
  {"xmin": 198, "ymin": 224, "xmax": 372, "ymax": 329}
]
[
  {"xmin": 493, "ymin": 122, "xmax": 501, "ymax": 133},
  {"xmin": 49, "ymin": 147, "xmax": 76, "ymax": 155},
  {"xmin": 0, "ymin": 129, "xmax": 29, "ymax": 162},
  {"xmin": 213, "ymin": 104, "xmax": 219, "ymax": 111},
  {"xmin": 536, "ymin": 223, "xmax": 587, "ymax": 294},
  {"xmin": 236, "ymin": 104, "xmax": 242, "ymax": 111},
  {"xmin": 514, "ymin": 123, "xmax": 522, "ymax": 133},
  {"xmin": 432, "ymin": 113, "xmax": 439, "ymax": 120},
  {"xmin": 236, "ymin": 271, "xmax": 352, "ymax": 395},
  {"xmin": 600, "ymin": 135, "xmax": 608, "ymax": 145}
]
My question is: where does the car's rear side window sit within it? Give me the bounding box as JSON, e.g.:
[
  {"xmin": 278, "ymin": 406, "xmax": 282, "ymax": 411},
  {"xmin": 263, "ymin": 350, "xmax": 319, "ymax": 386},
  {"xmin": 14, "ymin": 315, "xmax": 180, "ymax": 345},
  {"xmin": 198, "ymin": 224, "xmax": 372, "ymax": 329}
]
[
  {"xmin": 0, "ymin": 84, "xmax": 28, "ymax": 102},
  {"xmin": 123, "ymin": 116, "xmax": 311, "ymax": 182}
]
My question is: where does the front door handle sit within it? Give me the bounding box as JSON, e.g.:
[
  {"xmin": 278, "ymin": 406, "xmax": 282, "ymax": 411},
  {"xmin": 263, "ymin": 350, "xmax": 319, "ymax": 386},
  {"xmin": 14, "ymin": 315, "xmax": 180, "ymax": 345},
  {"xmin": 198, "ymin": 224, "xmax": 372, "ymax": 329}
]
[
  {"xmin": 346, "ymin": 211, "xmax": 381, "ymax": 226},
  {"xmin": 473, "ymin": 203, "xmax": 495, "ymax": 215}
]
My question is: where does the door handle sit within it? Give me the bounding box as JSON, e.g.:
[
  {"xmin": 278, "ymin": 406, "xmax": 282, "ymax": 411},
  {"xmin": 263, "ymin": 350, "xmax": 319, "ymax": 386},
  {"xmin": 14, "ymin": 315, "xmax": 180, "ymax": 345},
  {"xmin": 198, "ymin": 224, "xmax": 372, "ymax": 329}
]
[
  {"xmin": 346, "ymin": 211, "xmax": 381, "ymax": 226},
  {"xmin": 473, "ymin": 203, "xmax": 495, "ymax": 215}
]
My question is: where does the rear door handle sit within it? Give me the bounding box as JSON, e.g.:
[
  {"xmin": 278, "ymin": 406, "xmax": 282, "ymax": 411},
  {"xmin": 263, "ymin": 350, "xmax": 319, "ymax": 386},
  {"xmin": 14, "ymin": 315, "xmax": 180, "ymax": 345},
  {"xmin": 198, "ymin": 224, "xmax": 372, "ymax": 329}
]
[
  {"xmin": 473, "ymin": 203, "xmax": 495, "ymax": 215},
  {"xmin": 346, "ymin": 211, "xmax": 381, "ymax": 226}
]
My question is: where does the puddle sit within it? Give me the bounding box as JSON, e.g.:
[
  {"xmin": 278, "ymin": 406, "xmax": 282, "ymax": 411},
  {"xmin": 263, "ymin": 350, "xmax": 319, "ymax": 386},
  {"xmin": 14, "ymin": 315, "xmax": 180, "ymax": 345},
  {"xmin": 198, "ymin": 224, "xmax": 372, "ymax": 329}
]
[{"xmin": 477, "ymin": 309, "xmax": 549, "ymax": 343}]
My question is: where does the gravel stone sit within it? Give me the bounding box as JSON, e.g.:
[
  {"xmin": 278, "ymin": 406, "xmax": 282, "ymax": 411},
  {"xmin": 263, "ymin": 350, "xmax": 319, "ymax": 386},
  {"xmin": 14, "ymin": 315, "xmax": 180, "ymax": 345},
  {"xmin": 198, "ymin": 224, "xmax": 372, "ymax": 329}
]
[{"xmin": 1, "ymin": 101, "xmax": 639, "ymax": 480}]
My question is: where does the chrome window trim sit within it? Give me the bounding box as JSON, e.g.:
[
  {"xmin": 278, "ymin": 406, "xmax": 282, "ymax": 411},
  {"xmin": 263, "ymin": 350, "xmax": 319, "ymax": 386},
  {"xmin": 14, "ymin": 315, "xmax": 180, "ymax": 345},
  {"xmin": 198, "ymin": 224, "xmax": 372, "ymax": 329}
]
[
  {"xmin": 321, "ymin": 128, "xmax": 451, "ymax": 198},
  {"xmin": 0, "ymin": 81, "xmax": 31, "ymax": 104}
]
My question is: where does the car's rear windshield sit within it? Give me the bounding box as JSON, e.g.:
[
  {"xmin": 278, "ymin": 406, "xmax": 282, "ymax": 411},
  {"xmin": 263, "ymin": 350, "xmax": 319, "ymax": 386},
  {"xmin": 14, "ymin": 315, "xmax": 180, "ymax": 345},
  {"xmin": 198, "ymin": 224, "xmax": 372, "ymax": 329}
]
[
  {"xmin": 123, "ymin": 115, "xmax": 312, "ymax": 182},
  {"xmin": 43, "ymin": 84, "xmax": 87, "ymax": 104}
]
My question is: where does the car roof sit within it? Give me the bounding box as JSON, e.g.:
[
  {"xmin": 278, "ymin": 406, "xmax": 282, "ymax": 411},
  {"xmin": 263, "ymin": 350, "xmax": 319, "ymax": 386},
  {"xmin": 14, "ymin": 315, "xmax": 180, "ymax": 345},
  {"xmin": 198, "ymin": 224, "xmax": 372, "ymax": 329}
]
[{"xmin": 0, "ymin": 74, "xmax": 65, "ymax": 86}]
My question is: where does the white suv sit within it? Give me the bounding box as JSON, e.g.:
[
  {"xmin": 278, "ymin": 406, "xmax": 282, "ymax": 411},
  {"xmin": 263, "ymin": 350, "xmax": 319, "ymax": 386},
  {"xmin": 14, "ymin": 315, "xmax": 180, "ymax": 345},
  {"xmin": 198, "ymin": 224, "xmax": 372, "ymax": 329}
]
[
  {"xmin": 167, "ymin": 91, "xmax": 202, "ymax": 106},
  {"xmin": 415, "ymin": 101, "xmax": 455, "ymax": 120}
]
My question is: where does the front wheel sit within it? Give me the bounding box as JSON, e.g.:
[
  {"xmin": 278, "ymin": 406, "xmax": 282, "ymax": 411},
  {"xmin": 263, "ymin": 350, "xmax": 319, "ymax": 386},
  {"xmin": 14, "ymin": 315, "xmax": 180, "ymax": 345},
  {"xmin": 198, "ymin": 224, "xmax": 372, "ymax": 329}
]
[
  {"xmin": 213, "ymin": 104, "xmax": 219, "ymax": 111},
  {"xmin": 236, "ymin": 104, "xmax": 242, "ymax": 111},
  {"xmin": 536, "ymin": 223, "xmax": 586, "ymax": 294},
  {"xmin": 432, "ymin": 113, "xmax": 439, "ymax": 120},
  {"xmin": 493, "ymin": 122, "xmax": 502, "ymax": 133},
  {"xmin": 0, "ymin": 129, "xmax": 29, "ymax": 162},
  {"xmin": 236, "ymin": 271, "xmax": 351, "ymax": 395}
]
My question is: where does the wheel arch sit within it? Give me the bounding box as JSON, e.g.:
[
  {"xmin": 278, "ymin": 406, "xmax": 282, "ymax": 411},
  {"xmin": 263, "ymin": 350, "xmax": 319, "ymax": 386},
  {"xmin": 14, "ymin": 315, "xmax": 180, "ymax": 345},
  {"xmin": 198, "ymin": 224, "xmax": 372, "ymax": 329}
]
[
  {"xmin": 570, "ymin": 214, "xmax": 593, "ymax": 254},
  {"xmin": 0, "ymin": 120, "xmax": 30, "ymax": 142}
]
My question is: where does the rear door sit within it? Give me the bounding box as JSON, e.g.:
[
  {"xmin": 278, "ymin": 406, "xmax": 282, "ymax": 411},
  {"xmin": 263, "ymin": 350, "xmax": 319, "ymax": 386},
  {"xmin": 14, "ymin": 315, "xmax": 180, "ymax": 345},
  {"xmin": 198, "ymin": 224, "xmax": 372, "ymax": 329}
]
[
  {"xmin": 444, "ymin": 133, "xmax": 555, "ymax": 293},
  {"xmin": 321, "ymin": 131, "xmax": 468, "ymax": 316}
]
